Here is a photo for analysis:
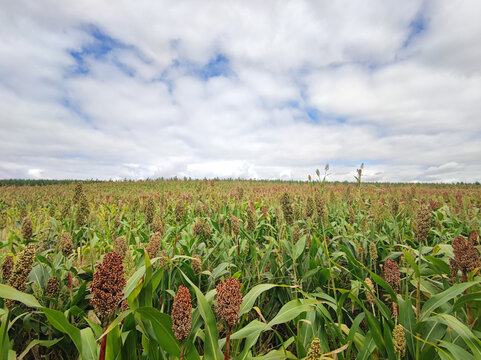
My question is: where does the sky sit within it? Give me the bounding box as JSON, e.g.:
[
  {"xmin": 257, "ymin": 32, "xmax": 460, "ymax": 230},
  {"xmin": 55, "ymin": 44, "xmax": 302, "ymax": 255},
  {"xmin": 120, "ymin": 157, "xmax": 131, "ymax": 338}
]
[{"xmin": 1, "ymin": 0, "xmax": 481, "ymax": 183}]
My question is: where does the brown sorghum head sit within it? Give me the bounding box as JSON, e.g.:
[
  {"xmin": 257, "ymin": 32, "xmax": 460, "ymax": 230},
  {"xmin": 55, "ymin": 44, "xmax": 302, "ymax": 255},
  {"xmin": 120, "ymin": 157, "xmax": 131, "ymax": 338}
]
[
  {"xmin": 75, "ymin": 193, "xmax": 90, "ymax": 226},
  {"xmin": 415, "ymin": 203, "xmax": 431, "ymax": 242},
  {"xmin": 305, "ymin": 197, "xmax": 314, "ymax": 218},
  {"xmin": 21, "ymin": 217, "xmax": 33, "ymax": 239},
  {"xmin": 216, "ymin": 277, "xmax": 243, "ymax": 328},
  {"xmin": 202, "ymin": 219, "xmax": 211, "ymax": 239},
  {"xmin": 113, "ymin": 237, "xmax": 128, "ymax": 258},
  {"xmin": 314, "ymin": 192, "xmax": 325, "ymax": 220},
  {"xmin": 246, "ymin": 207, "xmax": 256, "ymax": 232},
  {"xmin": 192, "ymin": 254, "xmax": 202, "ymax": 275},
  {"xmin": 0, "ymin": 211, "xmax": 7, "ymax": 229},
  {"xmin": 369, "ymin": 241, "xmax": 378, "ymax": 264},
  {"xmin": 152, "ymin": 215, "xmax": 164, "ymax": 234},
  {"xmin": 90, "ymin": 251, "xmax": 126, "ymax": 321},
  {"xmin": 349, "ymin": 205, "xmax": 355, "ymax": 225},
  {"xmin": 130, "ymin": 197, "xmax": 140, "ymax": 213},
  {"xmin": 73, "ymin": 182, "xmax": 84, "ymax": 204},
  {"xmin": 449, "ymin": 258, "xmax": 459, "ymax": 283},
  {"xmin": 364, "ymin": 277, "xmax": 376, "ymax": 305},
  {"xmin": 45, "ymin": 276, "xmax": 60, "ymax": 298},
  {"xmin": 2, "ymin": 255, "xmax": 14, "ymax": 282},
  {"xmin": 231, "ymin": 215, "xmax": 240, "ymax": 235},
  {"xmin": 193, "ymin": 218, "xmax": 204, "ymax": 237},
  {"xmin": 292, "ymin": 224, "xmax": 300, "ymax": 244},
  {"xmin": 174, "ymin": 201, "xmax": 185, "ymax": 224},
  {"xmin": 59, "ymin": 233, "xmax": 73, "ymax": 257},
  {"xmin": 158, "ymin": 250, "xmax": 168, "ymax": 268},
  {"xmin": 8, "ymin": 244, "xmax": 36, "ymax": 293},
  {"xmin": 146, "ymin": 232, "xmax": 162, "ymax": 259},
  {"xmin": 392, "ymin": 324, "xmax": 406, "ymax": 357},
  {"xmin": 61, "ymin": 200, "xmax": 71, "ymax": 219},
  {"xmin": 144, "ymin": 198, "xmax": 155, "ymax": 225},
  {"xmin": 469, "ymin": 230, "xmax": 480, "ymax": 244},
  {"xmin": 120, "ymin": 299, "xmax": 129, "ymax": 313},
  {"xmin": 452, "ymin": 236, "xmax": 481, "ymax": 273},
  {"xmin": 172, "ymin": 286, "xmax": 192, "ymax": 342},
  {"xmin": 384, "ymin": 258, "xmax": 401, "ymax": 293},
  {"xmin": 123, "ymin": 250, "xmax": 135, "ymax": 279},
  {"xmin": 306, "ymin": 338, "xmax": 322, "ymax": 360},
  {"xmin": 280, "ymin": 192, "xmax": 293, "ymax": 225}
]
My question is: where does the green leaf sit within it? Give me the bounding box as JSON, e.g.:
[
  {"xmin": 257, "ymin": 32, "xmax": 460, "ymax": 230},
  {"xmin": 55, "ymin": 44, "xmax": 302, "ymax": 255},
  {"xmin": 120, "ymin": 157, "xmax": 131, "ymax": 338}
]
[
  {"xmin": 17, "ymin": 338, "xmax": 62, "ymax": 360},
  {"xmin": 420, "ymin": 281, "xmax": 478, "ymax": 321},
  {"xmin": 42, "ymin": 308, "xmax": 82, "ymax": 356},
  {"xmin": 0, "ymin": 284, "xmax": 41, "ymax": 308},
  {"xmin": 438, "ymin": 340, "xmax": 474, "ymax": 360},
  {"xmin": 292, "ymin": 236, "xmax": 306, "ymax": 260},
  {"xmin": 239, "ymin": 284, "xmax": 277, "ymax": 316},
  {"xmin": 135, "ymin": 307, "xmax": 180, "ymax": 357},
  {"xmin": 364, "ymin": 310, "xmax": 385, "ymax": 356},
  {"xmin": 80, "ymin": 328, "xmax": 98, "ymax": 360},
  {"xmin": 434, "ymin": 313, "xmax": 481, "ymax": 357},
  {"xmin": 180, "ymin": 271, "xmax": 223, "ymax": 360},
  {"xmin": 398, "ymin": 295, "xmax": 416, "ymax": 357},
  {"xmin": 267, "ymin": 299, "xmax": 316, "ymax": 327},
  {"xmin": 123, "ymin": 265, "xmax": 145, "ymax": 300}
]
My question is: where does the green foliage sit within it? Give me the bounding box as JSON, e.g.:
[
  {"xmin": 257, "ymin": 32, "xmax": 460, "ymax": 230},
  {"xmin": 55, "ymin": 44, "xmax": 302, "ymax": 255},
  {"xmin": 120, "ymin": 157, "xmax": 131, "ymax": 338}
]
[{"xmin": 0, "ymin": 180, "xmax": 480, "ymax": 359}]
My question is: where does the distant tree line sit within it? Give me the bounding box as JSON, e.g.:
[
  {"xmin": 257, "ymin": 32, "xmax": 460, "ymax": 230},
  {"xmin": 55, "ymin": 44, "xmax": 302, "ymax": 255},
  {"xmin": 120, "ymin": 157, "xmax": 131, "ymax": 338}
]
[{"xmin": 0, "ymin": 179, "xmax": 102, "ymax": 187}]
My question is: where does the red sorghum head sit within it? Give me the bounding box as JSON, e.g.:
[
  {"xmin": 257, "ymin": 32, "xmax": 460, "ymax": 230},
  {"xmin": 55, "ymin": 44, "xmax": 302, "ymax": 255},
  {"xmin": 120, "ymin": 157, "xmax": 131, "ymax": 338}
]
[
  {"xmin": 90, "ymin": 251, "xmax": 126, "ymax": 321},
  {"xmin": 172, "ymin": 286, "xmax": 192, "ymax": 342},
  {"xmin": 216, "ymin": 277, "xmax": 243, "ymax": 328}
]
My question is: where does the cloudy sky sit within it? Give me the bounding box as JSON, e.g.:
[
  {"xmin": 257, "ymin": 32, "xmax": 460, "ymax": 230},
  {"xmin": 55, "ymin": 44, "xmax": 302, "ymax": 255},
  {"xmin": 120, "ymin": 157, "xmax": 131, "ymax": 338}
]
[{"xmin": 1, "ymin": 0, "xmax": 480, "ymax": 182}]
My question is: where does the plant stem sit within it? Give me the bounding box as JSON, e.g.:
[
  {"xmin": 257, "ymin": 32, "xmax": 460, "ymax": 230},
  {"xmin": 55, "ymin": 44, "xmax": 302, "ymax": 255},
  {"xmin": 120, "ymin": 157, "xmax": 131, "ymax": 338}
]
[
  {"xmin": 224, "ymin": 329, "xmax": 231, "ymax": 360},
  {"xmin": 99, "ymin": 331, "xmax": 107, "ymax": 360}
]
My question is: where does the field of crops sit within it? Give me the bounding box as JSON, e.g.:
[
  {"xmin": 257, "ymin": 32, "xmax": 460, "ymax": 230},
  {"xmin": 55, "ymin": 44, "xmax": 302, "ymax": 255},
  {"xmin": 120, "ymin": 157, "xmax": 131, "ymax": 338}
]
[{"xmin": 1, "ymin": 179, "xmax": 480, "ymax": 360}]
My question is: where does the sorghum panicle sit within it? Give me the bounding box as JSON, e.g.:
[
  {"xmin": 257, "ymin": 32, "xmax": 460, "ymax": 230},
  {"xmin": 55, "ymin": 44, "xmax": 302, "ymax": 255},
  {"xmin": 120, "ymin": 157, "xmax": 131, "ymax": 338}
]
[
  {"xmin": 384, "ymin": 258, "xmax": 401, "ymax": 292},
  {"xmin": 45, "ymin": 276, "xmax": 60, "ymax": 298},
  {"xmin": 172, "ymin": 286, "xmax": 192, "ymax": 342},
  {"xmin": 8, "ymin": 244, "xmax": 36, "ymax": 293},
  {"xmin": 452, "ymin": 236, "xmax": 481, "ymax": 273},
  {"xmin": 364, "ymin": 277, "xmax": 376, "ymax": 305},
  {"xmin": 280, "ymin": 192, "xmax": 294, "ymax": 225},
  {"xmin": 72, "ymin": 182, "xmax": 84, "ymax": 204},
  {"xmin": 21, "ymin": 217, "xmax": 33, "ymax": 239},
  {"xmin": 174, "ymin": 201, "xmax": 186, "ymax": 223},
  {"xmin": 0, "ymin": 211, "xmax": 7, "ymax": 229},
  {"xmin": 146, "ymin": 232, "xmax": 162, "ymax": 259},
  {"xmin": 369, "ymin": 241, "xmax": 378, "ymax": 264},
  {"xmin": 231, "ymin": 216, "xmax": 240, "ymax": 235},
  {"xmin": 192, "ymin": 254, "xmax": 202, "ymax": 275},
  {"xmin": 90, "ymin": 251, "xmax": 126, "ymax": 321},
  {"xmin": 152, "ymin": 215, "xmax": 164, "ymax": 234},
  {"xmin": 415, "ymin": 203, "xmax": 431, "ymax": 243},
  {"xmin": 216, "ymin": 277, "xmax": 243, "ymax": 328},
  {"xmin": 305, "ymin": 197, "xmax": 314, "ymax": 218},
  {"xmin": 246, "ymin": 207, "xmax": 256, "ymax": 232},
  {"xmin": 393, "ymin": 324, "xmax": 407, "ymax": 357},
  {"xmin": 449, "ymin": 258, "xmax": 459, "ymax": 283},
  {"xmin": 113, "ymin": 237, "xmax": 128, "ymax": 258},
  {"xmin": 1, "ymin": 255, "xmax": 14, "ymax": 282},
  {"xmin": 306, "ymin": 338, "xmax": 322, "ymax": 359},
  {"xmin": 292, "ymin": 224, "xmax": 300, "ymax": 244},
  {"xmin": 144, "ymin": 197, "xmax": 155, "ymax": 225},
  {"xmin": 59, "ymin": 233, "xmax": 73, "ymax": 257}
]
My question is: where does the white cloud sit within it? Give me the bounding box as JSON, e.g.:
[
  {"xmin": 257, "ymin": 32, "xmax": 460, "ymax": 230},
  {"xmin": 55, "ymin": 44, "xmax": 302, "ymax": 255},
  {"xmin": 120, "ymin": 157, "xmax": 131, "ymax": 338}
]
[
  {"xmin": 28, "ymin": 169, "xmax": 43, "ymax": 179},
  {"xmin": 0, "ymin": 0, "xmax": 480, "ymax": 182}
]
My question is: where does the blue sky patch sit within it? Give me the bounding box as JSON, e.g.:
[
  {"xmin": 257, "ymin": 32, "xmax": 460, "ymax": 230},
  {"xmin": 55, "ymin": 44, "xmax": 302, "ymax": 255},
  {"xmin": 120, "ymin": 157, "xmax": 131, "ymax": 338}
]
[
  {"xmin": 67, "ymin": 24, "xmax": 131, "ymax": 76},
  {"xmin": 403, "ymin": 13, "xmax": 427, "ymax": 48}
]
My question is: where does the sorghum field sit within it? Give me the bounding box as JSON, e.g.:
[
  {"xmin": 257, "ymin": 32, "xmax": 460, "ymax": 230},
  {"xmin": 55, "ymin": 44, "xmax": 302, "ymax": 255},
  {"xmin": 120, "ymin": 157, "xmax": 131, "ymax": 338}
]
[{"xmin": 1, "ymin": 179, "xmax": 481, "ymax": 360}]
